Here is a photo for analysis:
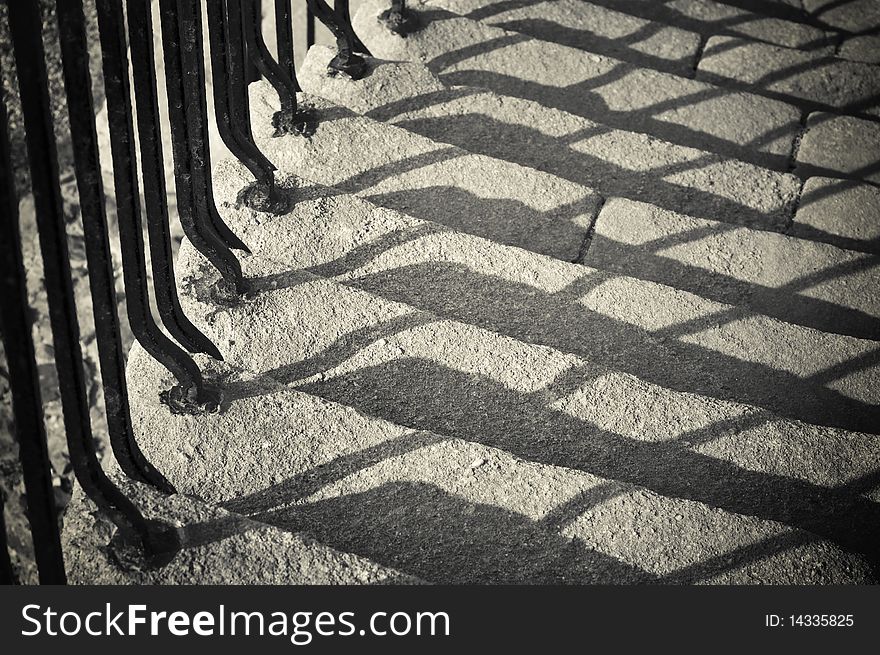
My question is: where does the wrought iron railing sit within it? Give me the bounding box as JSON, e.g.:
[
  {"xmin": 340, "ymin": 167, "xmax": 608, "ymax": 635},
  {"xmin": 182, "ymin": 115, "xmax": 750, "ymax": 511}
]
[{"xmin": 0, "ymin": 0, "xmax": 403, "ymax": 585}]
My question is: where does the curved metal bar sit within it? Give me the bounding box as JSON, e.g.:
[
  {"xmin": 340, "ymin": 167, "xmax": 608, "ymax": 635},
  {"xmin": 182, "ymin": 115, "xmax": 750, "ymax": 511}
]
[
  {"xmin": 177, "ymin": 0, "xmax": 252, "ymax": 254},
  {"xmin": 0, "ymin": 90, "xmax": 66, "ymax": 585},
  {"xmin": 226, "ymin": 0, "xmax": 255, "ymax": 143},
  {"xmin": 158, "ymin": 0, "xmax": 246, "ymax": 293},
  {"xmin": 242, "ymin": 0, "xmax": 297, "ymax": 112},
  {"xmin": 307, "ymin": 0, "xmax": 368, "ymax": 79},
  {"xmin": 8, "ymin": 0, "xmax": 175, "ymax": 558},
  {"xmin": 206, "ymin": 0, "xmax": 277, "ymax": 188},
  {"xmin": 95, "ymin": 0, "xmax": 216, "ymax": 410},
  {"xmin": 126, "ymin": 0, "xmax": 223, "ymax": 361},
  {"xmin": 57, "ymin": 0, "xmax": 176, "ymax": 491}
]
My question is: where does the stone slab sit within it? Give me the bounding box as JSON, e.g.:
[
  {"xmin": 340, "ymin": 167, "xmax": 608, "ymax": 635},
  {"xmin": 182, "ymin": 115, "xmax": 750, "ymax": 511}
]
[
  {"xmin": 697, "ymin": 36, "xmax": 880, "ymax": 116},
  {"xmin": 803, "ymin": 0, "xmax": 880, "ymax": 32},
  {"xmin": 587, "ymin": 197, "xmax": 880, "ymax": 340},
  {"xmin": 795, "ymin": 112, "xmax": 880, "ymax": 183},
  {"xmin": 353, "ymin": 0, "xmax": 802, "ymax": 169},
  {"xmin": 300, "ymin": 45, "xmax": 801, "ymax": 228},
  {"xmin": 430, "ymin": 0, "xmax": 702, "ymax": 74},
  {"xmin": 794, "ymin": 177, "xmax": 880, "ymax": 249},
  {"xmin": 838, "ymin": 34, "xmax": 880, "ymax": 64}
]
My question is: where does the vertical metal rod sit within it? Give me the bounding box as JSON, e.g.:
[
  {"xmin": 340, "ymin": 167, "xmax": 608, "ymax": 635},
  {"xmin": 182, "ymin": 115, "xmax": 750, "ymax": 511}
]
[
  {"xmin": 125, "ymin": 0, "xmax": 223, "ymax": 361},
  {"xmin": 307, "ymin": 0, "xmax": 367, "ymax": 78},
  {"xmin": 275, "ymin": 0, "xmax": 299, "ymax": 91},
  {"xmin": 7, "ymin": 0, "xmax": 157, "ymax": 557},
  {"xmin": 335, "ymin": 0, "xmax": 370, "ymax": 55},
  {"xmin": 56, "ymin": 0, "xmax": 175, "ymax": 491},
  {"xmin": 306, "ymin": 3, "xmax": 315, "ymax": 49},
  {"xmin": 158, "ymin": 0, "xmax": 246, "ymax": 293},
  {"xmin": 0, "ymin": 500, "xmax": 15, "ymax": 584},
  {"xmin": 0, "ymin": 93, "xmax": 66, "ymax": 587},
  {"xmin": 226, "ymin": 0, "xmax": 255, "ymax": 140},
  {"xmin": 242, "ymin": 0, "xmax": 297, "ymax": 111},
  {"xmin": 95, "ymin": 0, "xmax": 212, "ymax": 405},
  {"xmin": 206, "ymin": 0, "xmax": 277, "ymax": 187},
  {"xmin": 245, "ymin": 0, "xmax": 261, "ymax": 82},
  {"xmin": 177, "ymin": 0, "xmax": 252, "ymax": 254}
]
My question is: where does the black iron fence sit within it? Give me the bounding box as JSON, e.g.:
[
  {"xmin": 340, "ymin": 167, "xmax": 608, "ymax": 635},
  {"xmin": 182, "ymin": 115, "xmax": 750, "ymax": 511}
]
[{"xmin": 0, "ymin": 0, "xmax": 410, "ymax": 585}]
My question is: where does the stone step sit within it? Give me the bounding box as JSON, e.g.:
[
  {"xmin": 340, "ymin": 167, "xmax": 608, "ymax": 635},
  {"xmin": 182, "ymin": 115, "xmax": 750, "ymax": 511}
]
[
  {"xmin": 129, "ymin": 231, "xmax": 880, "ymax": 583},
  {"xmin": 209, "ymin": 152, "xmax": 880, "ymax": 437},
  {"xmin": 300, "ymin": 46, "xmax": 800, "ymax": 230},
  {"xmin": 125, "ymin": 343, "xmax": 877, "ymax": 584},
  {"xmin": 696, "ymin": 36, "xmax": 880, "ymax": 118},
  {"xmin": 352, "ymin": 0, "xmax": 802, "ymax": 170},
  {"xmin": 290, "ymin": 64, "xmax": 880, "ymax": 335},
  {"xmin": 428, "ymin": 0, "xmax": 834, "ymax": 76},
  {"xmin": 62, "ymin": 470, "xmax": 417, "ymax": 584}
]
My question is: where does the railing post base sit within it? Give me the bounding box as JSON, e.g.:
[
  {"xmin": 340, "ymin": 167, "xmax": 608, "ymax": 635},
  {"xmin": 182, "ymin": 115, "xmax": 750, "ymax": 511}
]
[
  {"xmin": 380, "ymin": 4, "xmax": 420, "ymax": 36},
  {"xmin": 159, "ymin": 383, "xmax": 221, "ymax": 416},
  {"xmin": 327, "ymin": 52, "xmax": 369, "ymax": 80},
  {"xmin": 272, "ymin": 108, "xmax": 318, "ymax": 138},
  {"xmin": 108, "ymin": 519, "xmax": 182, "ymax": 571}
]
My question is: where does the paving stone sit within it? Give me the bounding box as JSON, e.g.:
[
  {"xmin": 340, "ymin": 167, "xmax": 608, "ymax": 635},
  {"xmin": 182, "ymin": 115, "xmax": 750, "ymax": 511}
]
[
  {"xmin": 470, "ymin": 0, "xmax": 830, "ymax": 52},
  {"xmin": 803, "ymin": 0, "xmax": 880, "ymax": 32},
  {"xmin": 839, "ymin": 34, "xmax": 880, "ymax": 64},
  {"xmin": 587, "ymin": 197, "xmax": 880, "ymax": 340},
  {"xmin": 301, "ymin": 45, "xmax": 800, "ymax": 228},
  {"xmin": 795, "ymin": 112, "xmax": 880, "ymax": 183},
  {"xmin": 62, "ymin": 471, "xmax": 417, "ymax": 585},
  {"xmin": 353, "ymin": 0, "xmax": 801, "ymax": 169},
  {"xmin": 697, "ymin": 36, "xmax": 880, "ymax": 116},
  {"xmin": 794, "ymin": 177, "xmax": 880, "ymax": 248},
  {"xmin": 430, "ymin": 0, "xmax": 703, "ymax": 74},
  {"xmin": 124, "ymin": 346, "xmax": 876, "ymax": 584}
]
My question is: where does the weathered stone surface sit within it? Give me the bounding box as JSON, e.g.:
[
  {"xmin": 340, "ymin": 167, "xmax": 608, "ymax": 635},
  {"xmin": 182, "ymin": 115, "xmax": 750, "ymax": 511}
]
[
  {"xmin": 255, "ymin": 92, "xmax": 600, "ymax": 262},
  {"xmin": 206, "ymin": 149, "xmax": 880, "ymax": 436},
  {"xmin": 697, "ymin": 36, "xmax": 880, "ymax": 116},
  {"xmin": 587, "ymin": 197, "xmax": 880, "ymax": 340},
  {"xmin": 300, "ymin": 46, "xmax": 800, "ymax": 228},
  {"xmin": 429, "ymin": 0, "xmax": 702, "ymax": 74},
  {"xmin": 794, "ymin": 177, "xmax": 880, "ymax": 248},
  {"xmin": 559, "ymin": 0, "xmax": 829, "ymax": 51},
  {"xmin": 838, "ymin": 34, "xmax": 880, "ymax": 64},
  {"xmin": 62, "ymin": 471, "xmax": 416, "ymax": 584},
  {"xmin": 124, "ymin": 346, "xmax": 875, "ymax": 584},
  {"xmin": 803, "ymin": 0, "xmax": 880, "ymax": 32},
  {"xmin": 795, "ymin": 113, "xmax": 880, "ymax": 183},
  {"xmin": 353, "ymin": 0, "xmax": 801, "ymax": 168}
]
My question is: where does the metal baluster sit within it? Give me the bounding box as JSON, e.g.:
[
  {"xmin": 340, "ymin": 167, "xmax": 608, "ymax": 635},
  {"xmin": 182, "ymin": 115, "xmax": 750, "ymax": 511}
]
[
  {"xmin": 206, "ymin": 0, "xmax": 278, "ymax": 193},
  {"xmin": 275, "ymin": 0, "xmax": 299, "ymax": 90},
  {"xmin": 178, "ymin": 0, "xmax": 252, "ymax": 253},
  {"xmin": 56, "ymin": 0, "xmax": 175, "ymax": 491},
  {"xmin": 0, "ymin": 496, "xmax": 14, "ymax": 583},
  {"xmin": 0, "ymin": 92, "xmax": 66, "ymax": 586},
  {"xmin": 335, "ymin": 0, "xmax": 371, "ymax": 56},
  {"xmin": 158, "ymin": 0, "xmax": 246, "ymax": 294},
  {"xmin": 125, "ymin": 0, "xmax": 222, "ymax": 362},
  {"xmin": 307, "ymin": 0, "xmax": 367, "ymax": 79},
  {"xmin": 245, "ymin": 0, "xmax": 261, "ymax": 82},
  {"xmin": 95, "ymin": 0, "xmax": 218, "ymax": 412},
  {"xmin": 7, "ymin": 0, "xmax": 175, "ymax": 560},
  {"xmin": 242, "ymin": 0, "xmax": 297, "ymax": 112},
  {"xmin": 307, "ymin": 3, "xmax": 315, "ymax": 49}
]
